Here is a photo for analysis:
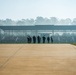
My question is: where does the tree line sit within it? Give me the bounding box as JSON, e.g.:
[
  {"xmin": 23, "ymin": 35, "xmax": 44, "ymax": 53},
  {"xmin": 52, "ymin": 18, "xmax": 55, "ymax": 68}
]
[{"xmin": 0, "ymin": 16, "xmax": 76, "ymax": 26}]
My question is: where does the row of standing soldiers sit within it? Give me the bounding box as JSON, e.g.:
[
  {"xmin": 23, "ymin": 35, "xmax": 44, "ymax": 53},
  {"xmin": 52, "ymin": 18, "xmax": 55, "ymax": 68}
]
[{"xmin": 27, "ymin": 36, "xmax": 53, "ymax": 43}]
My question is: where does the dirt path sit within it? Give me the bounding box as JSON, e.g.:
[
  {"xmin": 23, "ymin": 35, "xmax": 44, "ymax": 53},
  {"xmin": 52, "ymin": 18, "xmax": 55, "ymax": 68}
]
[{"xmin": 0, "ymin": 44, "xmax": 76, "ymax": 75}]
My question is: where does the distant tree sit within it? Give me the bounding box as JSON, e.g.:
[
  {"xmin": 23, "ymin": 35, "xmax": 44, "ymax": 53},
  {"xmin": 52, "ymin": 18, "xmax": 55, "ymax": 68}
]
[
  {"xmin": 29, "ymin": 19, "xmax": 34, "ymax": 25},
  {"xmin": 44, "ymin": 18, "xmax": 51, "ymax": 25},
  {"xmin": 35, "ymin": 16, "xmax": 45, "ymax": 25},
  {"xmin": 16, "ymin": 19, "xmax": 34, "ymax": 25},
  {"xmin": 59, "ymin": 19, "xmax": 66, "ymax": 25},
  {"xmin": 71, "ymin": 18, "xmax": 76, "ymax": 25},
  {"xmin": 65, "ymin": 18, "xmax": 71, "ymax": 25},
  {"xmin": 0, "ymin": 20, "xmax": 4, "ymax": 25},
  {"xmin": 0, "ymin": 17, "xmax": 75, "ymax": 26},
  {"xmin": 3, "ymin": 19, "xmax": 15, "ymax": 26},
  {"xmin": 16, "ymin": 19, "xmax": 26, "ymax": 25},
  {"xmin": 25, "ymin": 19, "xmax": 34, "ymax": 25},
  {"xmin": 50, "ymin": 17, "xmax": 58, "ymax": 25},
  {"xmin": 16, "ymin": 20, "xmax": 24, "ymax": 25}
]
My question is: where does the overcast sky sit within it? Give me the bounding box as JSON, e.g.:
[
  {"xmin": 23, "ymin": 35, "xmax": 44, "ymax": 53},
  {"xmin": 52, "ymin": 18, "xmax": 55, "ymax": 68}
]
[{"xmin": 0, "ymin": 0, "xmax": 76, "ymax": 20}]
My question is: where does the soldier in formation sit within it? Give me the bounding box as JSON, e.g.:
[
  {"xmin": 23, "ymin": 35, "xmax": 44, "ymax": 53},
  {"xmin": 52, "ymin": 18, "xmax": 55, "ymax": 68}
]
[
  {"xmin": 42, "ymin": 36, "xmax": 46, "ymax": 43},
  {"xmin": 27, "ymin": 36, "xmax": 32, "ymax": 43},
  {"xmin": 33, "ymin": 36, "xmax": 36, "ymax": 43},
  {"xmin": 37, "ymin": 36, "xmax": 41, "ymax": 43},
  {"xmin": 27, "ymin": 35, "xmax": 53, "ymax": 44},
  {"xmin": 47, "ymin": 36, "xmax": 50, "ymax": 43}
]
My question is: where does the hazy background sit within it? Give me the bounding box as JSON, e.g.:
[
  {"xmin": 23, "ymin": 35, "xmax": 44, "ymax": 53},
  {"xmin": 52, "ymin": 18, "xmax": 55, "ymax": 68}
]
[{"xmin": 0, "ymin": 0, "xmax": 76, "ymax": 25}]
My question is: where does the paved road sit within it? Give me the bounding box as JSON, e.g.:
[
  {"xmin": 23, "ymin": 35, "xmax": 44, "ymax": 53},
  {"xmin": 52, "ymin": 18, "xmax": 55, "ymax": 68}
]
[{"xmin": 0, "ymin": 44, "xmax": 76, "ymax": 75}]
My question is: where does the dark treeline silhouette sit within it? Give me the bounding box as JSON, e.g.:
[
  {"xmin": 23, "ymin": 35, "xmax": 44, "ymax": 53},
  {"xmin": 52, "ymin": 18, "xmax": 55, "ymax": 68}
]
[{"xmin": 0, "ymin": 17, "xmax": 76, "ymax": 25}]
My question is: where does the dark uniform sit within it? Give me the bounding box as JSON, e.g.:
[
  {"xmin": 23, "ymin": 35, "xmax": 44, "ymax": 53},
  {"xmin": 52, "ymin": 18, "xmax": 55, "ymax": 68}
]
[
  {"xmin": 29, "ymin": 36, "xmax": 32, "ymax": 43},
  {"xmin": 42, "ymin": 36, "xmax": 46, "ymax": 43},
  {"xmin": 37, "ymin": 36, "xmax": 41, "ymax": 43},
  {"xmin": 47, "ymin": 36, "xmax": 50, "ymax": 43},
  {"xmin": 51, "ymin": 36, "xmax": 53, "ymax": 43},
  {"xmin": 27, "ymin": 36, "xmax": 32, "ymax": 43},
  {"xmin": 33, "ymin": 36, "xmax": 36, "ymax": 43}
]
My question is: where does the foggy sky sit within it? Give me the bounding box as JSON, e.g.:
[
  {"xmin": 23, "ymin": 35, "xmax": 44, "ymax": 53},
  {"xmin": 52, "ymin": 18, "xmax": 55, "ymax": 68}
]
[{"xmin": 0, "ymin": 0, "xmax": 76, "ymax": 20}]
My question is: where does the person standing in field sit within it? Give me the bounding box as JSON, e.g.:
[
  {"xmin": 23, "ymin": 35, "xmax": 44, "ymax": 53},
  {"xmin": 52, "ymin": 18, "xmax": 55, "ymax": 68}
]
[
  {"xmin": 37, "ymin": 36, "xmax": 41, "ymax": 43},
  {"xmin": 42, "ymin": 36, "xmax": 46, "ymax": 43},
  {"xmin": 29, "ymin": 36, "xmax": 32, "ymax": 43},
  {"xmin": 51, "ymin": 36, "xmax": 53, "ymax": 43},
  {"xmin": 47, "ymin": 36, "xmax": 50, "ymax": 43},
  {"xmin": 33, "ymin": 36, "xmax": 36, "ymax": 43},
  {"xmin": 27, "ymin": 36, "xmax": 32, "ymax": 43}
]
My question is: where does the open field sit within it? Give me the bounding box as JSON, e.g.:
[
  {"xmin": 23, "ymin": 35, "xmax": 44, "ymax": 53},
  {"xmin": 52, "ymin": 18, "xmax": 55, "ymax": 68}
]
[{"xmin": 0, "ymin": 44, "xmax": 76, "ymax": 75}]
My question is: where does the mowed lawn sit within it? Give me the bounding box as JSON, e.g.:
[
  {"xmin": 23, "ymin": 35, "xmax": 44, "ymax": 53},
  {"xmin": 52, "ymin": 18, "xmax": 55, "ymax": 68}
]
[{"xmin": 0, "ymin": 44, "xmax": 76, "ymax": 75}]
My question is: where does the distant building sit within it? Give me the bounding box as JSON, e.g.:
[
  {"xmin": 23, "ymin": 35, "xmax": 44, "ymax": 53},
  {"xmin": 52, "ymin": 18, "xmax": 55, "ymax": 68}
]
[{"xmin": 0, "ymin": 25, "xmax": 76, "ymax": 43}]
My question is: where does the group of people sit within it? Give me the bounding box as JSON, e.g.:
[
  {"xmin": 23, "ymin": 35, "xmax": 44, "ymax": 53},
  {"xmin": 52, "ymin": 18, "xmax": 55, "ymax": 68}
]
[{"xmin": 27, "ymin": 36, "xmax": 53, "ymax": 43}]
